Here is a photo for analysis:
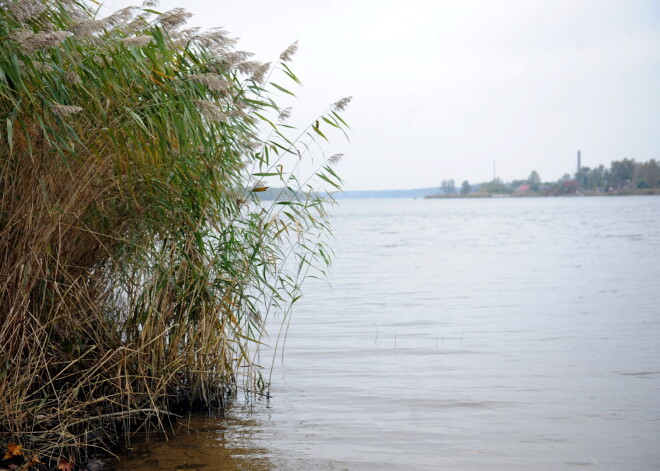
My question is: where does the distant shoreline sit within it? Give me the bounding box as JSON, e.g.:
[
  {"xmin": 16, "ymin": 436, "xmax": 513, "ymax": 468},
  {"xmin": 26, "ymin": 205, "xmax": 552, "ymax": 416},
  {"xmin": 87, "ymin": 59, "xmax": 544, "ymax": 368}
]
[{"xmin": 424, "ymin": 188, "xmax": 660, "ymax": 199}]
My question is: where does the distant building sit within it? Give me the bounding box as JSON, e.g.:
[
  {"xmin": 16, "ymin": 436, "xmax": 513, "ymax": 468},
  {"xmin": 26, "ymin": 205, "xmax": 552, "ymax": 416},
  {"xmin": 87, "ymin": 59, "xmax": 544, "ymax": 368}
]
[
  {"xmin": 516, "ymin": 183, "xmax": 531, "ymax": 192},
  {"xmin": 563, "ymin": 179, "xmax": 578, "ymax": 194}
]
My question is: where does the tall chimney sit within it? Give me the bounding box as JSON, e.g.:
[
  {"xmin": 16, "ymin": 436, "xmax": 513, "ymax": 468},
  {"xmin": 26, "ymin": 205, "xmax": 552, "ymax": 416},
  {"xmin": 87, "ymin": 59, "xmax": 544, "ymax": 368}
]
[{"xmin": 577, "ymin": 150, "xmax": 581, "ymax": 174}]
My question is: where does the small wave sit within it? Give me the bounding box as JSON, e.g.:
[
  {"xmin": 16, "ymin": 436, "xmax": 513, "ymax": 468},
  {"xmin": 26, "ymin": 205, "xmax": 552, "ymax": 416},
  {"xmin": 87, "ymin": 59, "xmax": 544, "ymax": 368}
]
[{"xmin": 618, "ymin": 371, "xmax": 658, "ymax": 376}]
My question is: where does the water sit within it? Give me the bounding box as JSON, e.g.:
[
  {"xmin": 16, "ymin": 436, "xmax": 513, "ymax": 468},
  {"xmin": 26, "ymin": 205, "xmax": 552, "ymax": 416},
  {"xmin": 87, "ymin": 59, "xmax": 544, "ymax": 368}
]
[{"xmin": 116, "ymin": 196, "xmax": 660, "ymax": 470}]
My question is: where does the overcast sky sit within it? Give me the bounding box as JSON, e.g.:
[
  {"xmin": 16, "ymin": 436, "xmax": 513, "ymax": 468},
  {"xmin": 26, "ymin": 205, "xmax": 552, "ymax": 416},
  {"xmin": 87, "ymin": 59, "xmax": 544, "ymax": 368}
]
[{"xmin": 103, "ymin": 0, "xmax": 660, "ymax": 190}]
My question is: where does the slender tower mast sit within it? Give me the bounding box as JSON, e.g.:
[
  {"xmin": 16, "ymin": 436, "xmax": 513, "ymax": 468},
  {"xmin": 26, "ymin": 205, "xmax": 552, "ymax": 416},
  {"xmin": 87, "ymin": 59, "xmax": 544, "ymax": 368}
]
[{"xmin": 577, "ymin": 150, "xmax": 581, "ymax": 174}]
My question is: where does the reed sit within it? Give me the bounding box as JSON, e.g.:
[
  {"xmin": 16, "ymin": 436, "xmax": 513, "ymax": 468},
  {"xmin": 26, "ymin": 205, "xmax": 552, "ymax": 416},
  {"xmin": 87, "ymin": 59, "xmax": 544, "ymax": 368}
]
[{"xmin": 0, "ymin": 0, "xmax": 349, "ymax": 466}]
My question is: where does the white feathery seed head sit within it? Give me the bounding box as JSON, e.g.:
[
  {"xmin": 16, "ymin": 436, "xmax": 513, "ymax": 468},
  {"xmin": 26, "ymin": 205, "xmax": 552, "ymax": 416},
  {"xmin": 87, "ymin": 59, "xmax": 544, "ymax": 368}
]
[
  {"xmin": 24, "ymin": 31, "xmax": 73, "ymax": 50},
  {"xmin": 332, "ymin": 96, "xmax": 352, "ymax": 112},
  {"xmin": 72, "ymin": 19, "xmax": 104, "ymax": 38},
  {"xmin": 124, "ymin": 16, "xmax": 149, "ymax": 35},
  {"xmin": 279, "ymin": 41, "xmax": 299, "ymax": 62},
  {"xmin": 33, "ymin": 62, "xmax": 54, "ymax": 74},
  {"xmin": 168, "ymin": 27, "xmax": 200, "ymax": 47},
  {"xmin": 235, "ymin": 60, "xmax": 260, "ymax": 75},
  {"xmin": 200, "ymin": 28, "xmax": 234, "ymax": 48},
  {"xmin": 230, "ymin": 108, "xmax": 248, "ymax": 120},
  {"xmin": 278, "ymin": 107, "xmax": 292, "ymax": 122},
  {"xmin": 327, "ymin": 154, "xmax": 344, "ymax": 166},
  {"xmin": 194, "ymin": 100, "xmax": 227, "ymax": 122},
  {"xmin": 158, "ymin": 8, "xmax": 192, "ymax": 30},
  {"xmin": 65, "ymin": 70, "xmax": 83, "ymax": 85},
  {"xmin": 189, "ymin": 74, "xmax": 229, "ymax": 92},
  {"xmin": 250, "ymin": 62, "xmax": 271, "ymax": 84},
  {"xmin": 218, "ymin": 51, "xmax": 253, "ymax": 69},
  {"xmin": 52, "ymin": 104, "xmax": 83, "ymax": 117},
  {"xmin": 179, "ymin": 27, "xmax": 201, "ymax": 39},
  {"xmin": 6, "ymin": 0, "xmax": 46, "ymax": 23},
  {"xmin": 104, "ymin": 7, "xmax": 139, "ymax": 28},
  {"xmin": 246, "ymin": 140, "xmax": 263, "ymax": 151},
  {"xmin": 122, "ymin": 35, "xmax": 154, "ymax": 47},
  {"xmin": 61, "ymin": 2, "xmax": 88, "ymax": 23},
  {"xmin": 9, "ymin": 29, "xmax": 34, "ymax": 45}
]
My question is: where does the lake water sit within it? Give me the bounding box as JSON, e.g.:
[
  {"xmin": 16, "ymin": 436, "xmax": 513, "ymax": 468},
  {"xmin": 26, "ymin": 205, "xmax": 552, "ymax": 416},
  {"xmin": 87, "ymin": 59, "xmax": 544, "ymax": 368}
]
[{"xmin": 116, "ymin": 196, "xmax": 660, "ymax": 471}]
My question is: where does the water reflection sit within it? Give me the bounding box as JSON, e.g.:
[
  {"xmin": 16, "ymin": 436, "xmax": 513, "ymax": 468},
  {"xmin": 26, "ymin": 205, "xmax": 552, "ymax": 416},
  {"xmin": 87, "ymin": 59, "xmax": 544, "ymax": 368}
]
[{"xmin": 112, "ymin": 409, "xmax": 274, "ymax": 471}]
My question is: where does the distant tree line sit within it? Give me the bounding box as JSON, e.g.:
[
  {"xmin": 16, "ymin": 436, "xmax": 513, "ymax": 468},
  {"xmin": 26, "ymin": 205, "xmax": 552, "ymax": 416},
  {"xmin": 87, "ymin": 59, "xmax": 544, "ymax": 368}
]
[
  {"xmin": 438, "ymin": 158, "xmax": 660, "ymax": 195},
  {"xmin": 575, "ymin": 158, "xmax": 659, "ymax": 190}
]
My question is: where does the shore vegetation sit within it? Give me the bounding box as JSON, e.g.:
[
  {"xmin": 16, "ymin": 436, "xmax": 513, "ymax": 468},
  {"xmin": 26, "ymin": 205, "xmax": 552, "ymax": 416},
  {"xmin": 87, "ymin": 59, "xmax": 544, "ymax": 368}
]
[
  {"xmin": 427, "ymin": 158, "xmax": 660, "ymax": 198},
  {"xmin": 0, "ymin": 0, "xmax": 349, "ymax": 467}
]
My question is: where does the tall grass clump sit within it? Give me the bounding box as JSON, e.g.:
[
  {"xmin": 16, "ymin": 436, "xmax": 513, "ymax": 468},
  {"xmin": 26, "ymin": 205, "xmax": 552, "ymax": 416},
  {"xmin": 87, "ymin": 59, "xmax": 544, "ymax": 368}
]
[{"xmin": 0, "ymin": 0, "xmax": 350, "ymax": 466}]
